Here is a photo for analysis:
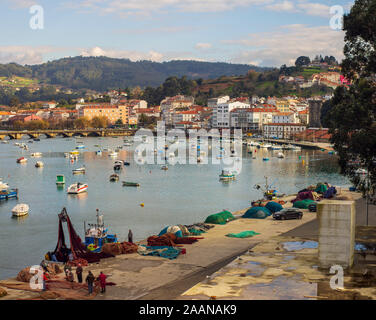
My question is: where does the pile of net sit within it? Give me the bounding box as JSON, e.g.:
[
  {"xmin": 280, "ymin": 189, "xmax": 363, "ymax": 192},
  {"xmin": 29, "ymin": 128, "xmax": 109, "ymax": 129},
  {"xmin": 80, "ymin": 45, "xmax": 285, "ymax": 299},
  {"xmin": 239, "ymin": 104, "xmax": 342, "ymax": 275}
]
[
  {"xmin": 293, "ymin": 199, "xmax": 317, "ymax": 209},
  {"xmin": 67, "ymin": 258, "xmax": 88, "ymax": 267},
  {"xmin": 17, "ymin": 263, "xmax": 63, "ymax": 283},
  {"xmin": 204, "ymin": 210, "xmax": 235, "ymax": 225},
  {"xmin": 147, "ymin": 233, "xmax": 178, "ymax": 247},
  {"xmin": 291, "ymin": 190, "xmax": 321, "ymax": 203},
  {"xmin": 158, "ymin": 225, "xmax": 189, "ymax": 238},
  {"xmin": 324, "ymin": 186, "xmax": 337, "ymax": 199},
  {"xmin": 315, "ymin": 183, "xmax": 328, "ymax": 194},
  {"xmin": 101, "ymin": 242, "xmax": 138, "ymax": 256},
  {"xmin": 137, "ymin": 245, "xmax": 182, "ymax": 260},
  {"xmin": 185, "ymin": 223, "xmax": 214, "ymax": 235},
  {"xmin": 242, "ymin": 207, "xmax": 272, "ymax": 219},
  {"xmin": 265, "ymin": 201, "xmax": 283, "ymax": 213},
  {"xmin": 1, "ymin": 279, "xmax": 100, "ymax": 300},
  {"xmin": 0, "ymin": 287, "xmax": 7, "ymax": 298},
  {"xmin": 226, "ymin": 231, "xmax": 260, "ymax": 238}
]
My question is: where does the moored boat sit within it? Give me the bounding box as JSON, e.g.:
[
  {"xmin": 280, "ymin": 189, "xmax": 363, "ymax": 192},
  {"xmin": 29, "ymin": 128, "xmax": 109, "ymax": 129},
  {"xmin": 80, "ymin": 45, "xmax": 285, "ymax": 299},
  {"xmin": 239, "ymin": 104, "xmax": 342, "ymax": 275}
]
[
  {"xmin": 16, "ymin": 157, "xmax": 27, "ymax": 164},
  {"xmin": 35, "ymin": 161, "xmax": 44, "ymax": 168},
  {"xmin": 56, "ymin": 175, "xmax": 65, "ymax": 185},
  {"xmin": 109, "ymin": 174, "xmax": 119, "ymax": 182},
  {"xmin": 12, "ymin": 204, "xmax": 29, "ymax": 217},
  {"xmin": 122, "ymin": 181, "xmax": 140, "ymax": 187},
  {"xmin": 219, "ymin": 169, "xmax": 236, "ymax": 181},
  {"xmin": 73, "ymin": 167, "xmax": 86, "ymax": 174},
  {"xmin": 31, "ymin": 152, "xmax": 42, "ymax": 157},
  {"xmin": 67, "ymin": 183, "xmax": 88, "ymax": 194}
]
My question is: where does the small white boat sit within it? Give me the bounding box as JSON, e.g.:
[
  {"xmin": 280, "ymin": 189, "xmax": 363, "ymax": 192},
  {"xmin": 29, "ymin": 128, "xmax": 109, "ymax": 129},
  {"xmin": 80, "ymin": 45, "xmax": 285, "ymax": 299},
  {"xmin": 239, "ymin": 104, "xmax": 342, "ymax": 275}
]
[
  {"xmin": 277, "ymin": 152, "xmax": 285, "ymax": 159},
  {"xmin": 12, "ymin": 204, "xmax": 29, "ymax": 217},
  {"xmin": 108, "ymin": 150, "xmax": 118, "ymax": 157},
  {"xmin": 291, "ymin": 145, "xmax": 302, "ymax": 151},
  {"xmin": 219, "ymin": 170, "xmax": 236, "ymax": 181},
  {"xmin": 35, "ymin": 161, "xmax": 44, "ymax": 168},
  {"xmin": 64, "ymin": 153, "xmax": 70, "ymax": 158},
  {"xmin": 124, "ymin": 142, "xmax": 132, "ymax": 146},
  {"xmin": 67, "ymin": 183, "xmax": 88, "ymax": 194},
  {"xmin": 73, "ymin": 167, "xmax": 86, "ymax": 174},
  {"xmin": 1, "ymin": 140, "xmax": 8, "ymax": 144},
  {"xmin": 161, "ymin": 165, "xmax": 168, "ymax": 170},
  {"xmin": 16, "ymin": 157, "xmax": 27, "ymax": 164},
  {"xmin": 96, "ymin": 150, "xmax": 102, "ymax": 155},
  {"xmin": 271, "ymin": 145, "xmax": 282, "ymax": 150},
  {"xmin": 31, "ymin": 152, "xmax": 43, "ymax": 157}
]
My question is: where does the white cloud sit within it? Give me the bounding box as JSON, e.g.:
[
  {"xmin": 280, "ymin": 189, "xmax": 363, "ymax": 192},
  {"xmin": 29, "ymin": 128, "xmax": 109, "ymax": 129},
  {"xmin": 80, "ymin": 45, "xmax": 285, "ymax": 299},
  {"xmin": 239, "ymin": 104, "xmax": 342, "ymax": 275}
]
[
  {"xmin": 297, "ymin": 2, "xmax": 331, "ymax": 17},
  {"xmin": 195, "ymin": 42, "xmax": 212, "ymax": 50},
  {"xmin": 265, "ymin": 0, "xmax": 296, "ymax": 12},
  {"xmin": 0, "ymin": 46, "xmax": 57, "ymax": 65},
  {"xmin": 224, "ymin": 24, "xmax": 345, "ymax": 66},
  {"xmin": 80, "ymin": 46, "xmax": 165, "ymax": 62},
  {"xmin": 2, "ymin": 0, "xmax": 37, "ymax": 8}
]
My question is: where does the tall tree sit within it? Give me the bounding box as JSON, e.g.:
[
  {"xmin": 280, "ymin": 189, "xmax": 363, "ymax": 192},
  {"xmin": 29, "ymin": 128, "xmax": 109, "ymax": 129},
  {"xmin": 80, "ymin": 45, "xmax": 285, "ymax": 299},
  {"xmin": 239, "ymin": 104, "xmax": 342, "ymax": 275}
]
[
  {"xmin": 295, "ymin": 56, "xmax": 311, "ymax": 67},
  {"xmin": 325, "ymin": 0, "xmax": 376, "ymax": 194}
]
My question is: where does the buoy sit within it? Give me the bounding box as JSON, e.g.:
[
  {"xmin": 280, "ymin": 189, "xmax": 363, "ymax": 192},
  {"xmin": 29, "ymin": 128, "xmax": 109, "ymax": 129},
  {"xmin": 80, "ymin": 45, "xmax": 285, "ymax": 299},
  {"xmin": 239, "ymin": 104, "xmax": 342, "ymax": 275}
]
[{"xmin": 140, "ymin": 203, "xmax": 144, "ymax": 207}]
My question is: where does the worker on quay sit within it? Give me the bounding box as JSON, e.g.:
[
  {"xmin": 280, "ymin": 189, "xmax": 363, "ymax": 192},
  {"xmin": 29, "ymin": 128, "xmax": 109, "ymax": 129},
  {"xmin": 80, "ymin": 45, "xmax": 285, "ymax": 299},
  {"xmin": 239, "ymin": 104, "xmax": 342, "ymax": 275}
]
[
  {"xmin": 86, "ymin": 271, "xmax": 95, "ymax": 295},
  {"xmin": 76, "ymin": 263, "xmax": 83, "ymax": 283},
  {"xmin": 128, "ymin": 229, "xmax": 133, "ymax": 243},
  {"xmin": 97, "ymin": 272, "xmax": 107, "ymax": 294}
]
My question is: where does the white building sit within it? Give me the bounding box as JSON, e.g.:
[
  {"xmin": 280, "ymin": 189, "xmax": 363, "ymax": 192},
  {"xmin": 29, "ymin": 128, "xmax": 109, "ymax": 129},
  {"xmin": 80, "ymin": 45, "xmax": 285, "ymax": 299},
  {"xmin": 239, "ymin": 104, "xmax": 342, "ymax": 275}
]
[
  {"xmin": 263, "ymin": 123, "xmax": 306, "ymax": 139},
  {"xmin": 272, "ymin": 112, "xmax": 300, "ymax": 124},
  {"xmin": 213, "ymin": 100, "xmax": 250, "ymax": 128}
]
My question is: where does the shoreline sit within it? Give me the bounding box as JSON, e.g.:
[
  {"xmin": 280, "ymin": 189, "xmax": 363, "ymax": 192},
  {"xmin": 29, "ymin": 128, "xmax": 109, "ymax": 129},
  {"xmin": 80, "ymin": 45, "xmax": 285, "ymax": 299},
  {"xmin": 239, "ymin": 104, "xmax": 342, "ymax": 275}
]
[{"xmin": 1, "ymin": 191, "xmax": 348, "ymax": 300}]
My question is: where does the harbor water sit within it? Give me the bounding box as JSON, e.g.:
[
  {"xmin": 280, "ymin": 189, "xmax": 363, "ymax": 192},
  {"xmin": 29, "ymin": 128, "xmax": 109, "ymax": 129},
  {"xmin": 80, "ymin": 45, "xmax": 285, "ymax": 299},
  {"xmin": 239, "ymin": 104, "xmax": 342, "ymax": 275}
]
[{"xmin": 0, "ymin": 136, "xmax": 349, "ymax": 280}]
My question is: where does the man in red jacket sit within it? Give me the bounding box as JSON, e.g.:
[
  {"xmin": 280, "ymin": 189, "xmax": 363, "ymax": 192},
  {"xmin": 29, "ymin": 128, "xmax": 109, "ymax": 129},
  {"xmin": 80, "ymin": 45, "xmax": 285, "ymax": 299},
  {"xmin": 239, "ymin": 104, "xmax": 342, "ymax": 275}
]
[{"xmin": 97, "ymin": 272, "xmax": 107, "ymax": 293}]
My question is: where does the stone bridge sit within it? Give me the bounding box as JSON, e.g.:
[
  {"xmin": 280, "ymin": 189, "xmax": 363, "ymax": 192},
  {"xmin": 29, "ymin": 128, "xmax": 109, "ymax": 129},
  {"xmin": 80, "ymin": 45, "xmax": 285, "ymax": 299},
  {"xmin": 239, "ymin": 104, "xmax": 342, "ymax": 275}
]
[{"xmin": 0, "ymin": 129, "xmax": 135, "ymax": 140}]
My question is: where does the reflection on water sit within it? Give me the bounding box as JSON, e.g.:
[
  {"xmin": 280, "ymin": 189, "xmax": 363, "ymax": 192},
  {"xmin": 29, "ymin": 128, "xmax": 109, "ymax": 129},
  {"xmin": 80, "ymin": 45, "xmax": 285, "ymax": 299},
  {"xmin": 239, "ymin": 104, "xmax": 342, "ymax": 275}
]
[{"xmin": 0, "ymin": 136, "xmax": 348, "ymax": 280}]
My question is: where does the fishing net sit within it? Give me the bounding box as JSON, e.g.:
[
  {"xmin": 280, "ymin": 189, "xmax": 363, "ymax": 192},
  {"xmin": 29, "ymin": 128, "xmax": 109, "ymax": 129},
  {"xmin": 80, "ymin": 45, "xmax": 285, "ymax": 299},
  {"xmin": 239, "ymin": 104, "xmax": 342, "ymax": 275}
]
[
  {"xmin": 265, "ymin": 201, "xmax": 283, "ymax": 213},
  {"xmin": 204, "ymin": 210, "xmax": 235, "ymax": 225},
  {"xmin": 242, "ymin": 207, "xmax": 271, "ymax": 219},
  {"xmin": 226, "ymin": 231, "xmax": 261, "ymax": 238},
  {"xmin": 137, "ymin": 245, "xmax": 182, "ymax": 260},
  {"xmin": 293, "ymin": 199, "xmax": 316, "ymax": 209}
]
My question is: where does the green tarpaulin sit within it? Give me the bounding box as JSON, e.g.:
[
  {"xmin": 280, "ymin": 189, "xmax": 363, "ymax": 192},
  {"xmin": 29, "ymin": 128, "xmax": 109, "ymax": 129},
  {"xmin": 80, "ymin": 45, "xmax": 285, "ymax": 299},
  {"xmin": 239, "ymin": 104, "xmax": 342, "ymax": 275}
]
[
  {"xmin": 205, "ymin": 210, "xmax": 235, "ymax": 225},
  {"xmin": 293, "ymin": 199, "xmax": 316, "ymax": 209},
  {"xmin": 226, "ymin": 231, "xmax": 260, "ymax": 238},
  {"xmin": 315, "ymin": 183, "xmax": 328, "ymax": 194}
]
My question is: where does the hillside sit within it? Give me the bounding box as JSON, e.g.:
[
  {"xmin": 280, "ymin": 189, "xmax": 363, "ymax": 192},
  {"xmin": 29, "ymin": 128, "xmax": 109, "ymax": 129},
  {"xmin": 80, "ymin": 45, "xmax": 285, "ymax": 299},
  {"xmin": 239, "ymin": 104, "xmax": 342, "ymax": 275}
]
[{"xmin": 0, "ymin": 56, "xmax": 269, "ymax": 91}]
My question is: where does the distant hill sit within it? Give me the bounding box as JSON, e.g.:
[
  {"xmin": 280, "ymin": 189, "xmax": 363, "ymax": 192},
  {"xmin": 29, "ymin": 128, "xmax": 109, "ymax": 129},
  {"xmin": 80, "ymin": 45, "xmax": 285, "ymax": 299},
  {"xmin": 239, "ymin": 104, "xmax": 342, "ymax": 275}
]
[{"xmin": 0, "ymin": 56, "xmax": 270, "ymax": 91}]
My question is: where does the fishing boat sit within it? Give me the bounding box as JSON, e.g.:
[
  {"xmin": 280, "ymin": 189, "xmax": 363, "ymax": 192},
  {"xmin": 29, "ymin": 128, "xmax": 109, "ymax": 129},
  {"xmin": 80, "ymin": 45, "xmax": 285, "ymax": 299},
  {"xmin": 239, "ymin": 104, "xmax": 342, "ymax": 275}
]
[
  {"xmin": 76, "ymin": 145, "xmax": 85, "ymax": 150},
  {"xmin": 108, "ymin": 151, "xmax": 118, "ymax": 157},
  {"xmin": 16, "ymin": 157, "xmax": 27, "ymax": 164},
  {"xmin": 263, "ymin": 157, "xmax": 270, "ymax": 161},
  {"xmin": 219, "ymin": 169, "xmax": 236, "ymax": 181},
  {"xmin": 12, "ymin": 204, "xmax": 29, "ymax": 217},
  {"xmin": 73, "ymin": 167, "xmax": 86, "ymax": 174},
  {"xmin": 35, "ymin": 161, "xmax": 44, "ymax": 168},
  {"xmin": 56, "ymin": 175, "xmax": 65, "ymax": 185},
  {"xmin": 70, "ymin": 150, "xmax": 80, "ymax": 155},
  {"xmin": 0, "ymin": 181, "xmax": 18, "ymax": 200},
  {"xmin": 161, "ymin": 165, "xmax": 168, "ymax": 170},
  {"xmin": 109, "ymin": 174, "xmax": 119, "ymax": 182},
  {"xmin": 122, "ymin": 181, "xmax": 140, "ymax": 187},
  {"xmin": 31, "ymin": 152, "xmax": 42, "ymax": 157},
  {"xmin": 67, "ymin": 183, "xmax": 88, "ymax": 194},
  {"xmin": 260, "ymin": 143, "xmax": 272, "ymax": 149},
  {"xmin": 84, "ymin": 209, "xmax": 118, "ymax": 253}
]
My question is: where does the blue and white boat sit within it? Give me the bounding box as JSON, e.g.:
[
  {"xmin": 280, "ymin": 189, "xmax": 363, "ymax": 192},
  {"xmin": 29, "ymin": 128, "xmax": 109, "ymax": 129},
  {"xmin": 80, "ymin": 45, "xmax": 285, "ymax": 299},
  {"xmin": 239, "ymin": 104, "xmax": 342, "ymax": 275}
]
[
  {"xmin": 0, "ymin": 181, "xmax": 18, "ymax": 200},
  {"xmin": 76, "ymin": 145, "xmax": 85, "ymax": 150},
  {"xmin": 84, "ymin": 209, "xmax": 118, "ymax": 253}
]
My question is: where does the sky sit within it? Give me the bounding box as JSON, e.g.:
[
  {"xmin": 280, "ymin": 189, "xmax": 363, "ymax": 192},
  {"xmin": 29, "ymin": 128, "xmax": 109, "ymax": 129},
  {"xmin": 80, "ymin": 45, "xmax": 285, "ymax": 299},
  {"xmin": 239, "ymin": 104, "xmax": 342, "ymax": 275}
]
[{"xmin": 0, "ymin": 0, "xmax": 354, "ymax": 67}]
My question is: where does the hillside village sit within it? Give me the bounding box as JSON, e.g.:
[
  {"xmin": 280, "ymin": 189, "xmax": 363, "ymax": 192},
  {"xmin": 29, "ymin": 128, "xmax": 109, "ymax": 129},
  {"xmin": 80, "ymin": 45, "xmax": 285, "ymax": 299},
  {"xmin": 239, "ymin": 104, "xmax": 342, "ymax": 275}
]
[{"xmin": 0, "ymin": 55, "xmax": 346, "ymax": 143}]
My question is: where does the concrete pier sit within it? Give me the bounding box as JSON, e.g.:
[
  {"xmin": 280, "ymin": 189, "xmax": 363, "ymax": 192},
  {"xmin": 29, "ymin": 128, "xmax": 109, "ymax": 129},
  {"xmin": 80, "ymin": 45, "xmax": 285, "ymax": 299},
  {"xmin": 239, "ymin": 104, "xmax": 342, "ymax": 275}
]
[{"xmin": 318, "ymin": 200, "xmax": 356, "ymax": 268}]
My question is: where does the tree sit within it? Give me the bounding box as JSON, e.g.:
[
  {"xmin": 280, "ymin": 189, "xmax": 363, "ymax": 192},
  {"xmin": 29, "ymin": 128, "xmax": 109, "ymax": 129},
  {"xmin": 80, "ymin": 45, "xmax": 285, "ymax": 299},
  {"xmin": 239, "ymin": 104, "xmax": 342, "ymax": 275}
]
[
  {"xmin": 295, "ymin": 56, "xmax": 311, "ymax": 67},
  {"xmin": 325, "ymin": 0, "xmax": 376, "ymax": 195},
  {"xmin": 90, "ymin": 116, "xmax": 109, "ymax": 128},
  {"xmin": 74, "ymin": 117, "xmax": 91, "ymax": 129}
]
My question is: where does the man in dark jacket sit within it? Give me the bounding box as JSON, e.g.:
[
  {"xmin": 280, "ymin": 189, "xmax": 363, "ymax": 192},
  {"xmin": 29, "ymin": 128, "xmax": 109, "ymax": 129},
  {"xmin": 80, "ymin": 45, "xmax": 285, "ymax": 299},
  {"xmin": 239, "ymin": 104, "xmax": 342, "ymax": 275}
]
[
  {"xmin": 86, "ymin": 271, "xmax": 95, "ymax": 295},
  {"xmin": 76, "ymin": 264, "xmax": 83, "ymax": 283}
]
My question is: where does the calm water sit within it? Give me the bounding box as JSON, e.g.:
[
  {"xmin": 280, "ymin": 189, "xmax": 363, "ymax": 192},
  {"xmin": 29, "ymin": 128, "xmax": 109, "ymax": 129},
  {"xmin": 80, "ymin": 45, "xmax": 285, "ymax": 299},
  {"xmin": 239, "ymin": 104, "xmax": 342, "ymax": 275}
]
[{"xmin": 0, "ymin": 136, "xmax": 349, "ymax": 280}]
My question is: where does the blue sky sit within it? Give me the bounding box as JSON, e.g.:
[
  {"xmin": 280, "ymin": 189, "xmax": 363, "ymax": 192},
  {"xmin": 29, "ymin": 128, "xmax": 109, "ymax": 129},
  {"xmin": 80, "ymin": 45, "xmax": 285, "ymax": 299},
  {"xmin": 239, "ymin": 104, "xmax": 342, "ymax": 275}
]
[{"xmin": 0, "ymin": 0, "xmax": 353, "ymax": 66}]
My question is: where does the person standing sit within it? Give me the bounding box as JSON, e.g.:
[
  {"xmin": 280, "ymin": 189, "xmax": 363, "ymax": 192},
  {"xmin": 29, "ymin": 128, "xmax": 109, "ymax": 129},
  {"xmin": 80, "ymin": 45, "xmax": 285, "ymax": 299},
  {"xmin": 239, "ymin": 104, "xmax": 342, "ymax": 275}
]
[
  {"xmin": 76, "ymin": 264, "xmax": 83, "ymax": 283},
  {"xmin": 86, "ymin": 271, "xmax": 95, "ymax": 295},
  {"xmin": 42, "ymin": 272, "xmax": 48, "ymax": 291},
  {"xmin": 98, "ymin": 272, "xmax": 107, "ymax": 294},
  {"xmin": 128, "ymin": 229, "xmax": 133, "ymax": 243}
]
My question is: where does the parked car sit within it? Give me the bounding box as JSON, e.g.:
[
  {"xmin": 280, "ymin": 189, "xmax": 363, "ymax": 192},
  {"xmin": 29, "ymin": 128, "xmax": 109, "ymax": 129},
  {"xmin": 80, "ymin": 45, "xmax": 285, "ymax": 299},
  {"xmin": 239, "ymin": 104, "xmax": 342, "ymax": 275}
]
[
  {"xmin": 308, "ymin": 203, "xmax": 317, "ymax": 212},
  {"xmin": 273, "ymin": 208, "xmax": 303, "ymax": 220}
]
